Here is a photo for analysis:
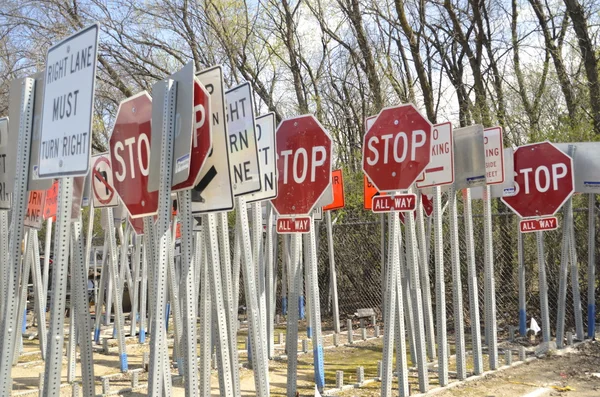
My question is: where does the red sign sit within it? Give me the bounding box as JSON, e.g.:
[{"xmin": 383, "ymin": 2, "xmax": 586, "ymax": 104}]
[
  {"xmin": 520, "ymin": 217, "xmax": 558, "ymax": 233},
  {"xmin": 270, "ymin": 115, "xmax": 332, "ymax": 216},
  {"xmin": 323, "ymin": 169, "xmax": 345, "ymax": 211},
  {"xmin": 372, "ymin": 194, "xmax": 416, "ymax": 213},
  {"xmin": 399, "ymin": 194, "xmax": 433, "ymax": 223},
  {"xmin": 43, "ymin": 180, "xmax": 59, "ymax": 220},
  {"xmin": 502, "ymin": 142, "xmax": 574, "ymax": 218},
  {"xmin": 276, "ymin": 217, "xmax": 311, "ymax": 234},
  {"xmin": 362, "ymin": 104, "xmax": 432, "ymax": 192},
  {"xmin": 128, "ymin": 216, "xmax": 145, "ymax": 235},
  {"xmin": 109, "ymin": 92, "xmax": 158, "ymax": 218},
  {"xmin": 172, "ymin": 78, "xmax": 211, "ymax": 191}
]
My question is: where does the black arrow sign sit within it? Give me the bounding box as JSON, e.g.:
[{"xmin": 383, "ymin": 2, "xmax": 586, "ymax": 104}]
[{"xmin": 192, "ymin": 165, "xmax": 217, "ymax": 203}]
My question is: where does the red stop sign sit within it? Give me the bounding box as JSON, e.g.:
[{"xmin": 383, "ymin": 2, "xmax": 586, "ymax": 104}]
[
  {"xmin": 502, "ymin": 142, "xmax": 574, "ymax": 218},
  {"xmin": 270, "ymin": 115, "xmax": 332, "ymax": 216},
  {"xmin": 109, "ymin": 92, "xmax": 158, "ymax": 218},
  {"xmin": 172, "ymin": 78, "xmax": 211, "ymax": 191},
  {"xmin": 363, "ymin": 104, "xmax": 432, "ymax": 192}
]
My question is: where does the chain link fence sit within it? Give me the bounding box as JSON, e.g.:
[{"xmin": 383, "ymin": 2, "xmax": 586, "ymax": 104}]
[{"xmin": 267, "ymin": 194, "xmax": 598, "ymax": 340}]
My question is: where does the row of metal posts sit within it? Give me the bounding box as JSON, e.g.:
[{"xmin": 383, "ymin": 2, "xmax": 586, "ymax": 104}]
[{"xmin": 378, "ymin": 182, "xmax": 504, "ymax": 395}]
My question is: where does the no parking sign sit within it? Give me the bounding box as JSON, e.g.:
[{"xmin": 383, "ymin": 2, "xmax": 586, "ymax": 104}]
[{"xmin": 92, "ymin": 153, "xmax": 119, "ymax": 208}]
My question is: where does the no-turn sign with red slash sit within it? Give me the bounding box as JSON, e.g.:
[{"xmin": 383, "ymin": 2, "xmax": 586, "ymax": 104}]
[{"xmin": 92, "ymin": 153, "xmax": 119, "ymax": 208}]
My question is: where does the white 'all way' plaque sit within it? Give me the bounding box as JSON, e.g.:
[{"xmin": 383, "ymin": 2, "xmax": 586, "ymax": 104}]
[{"xmin": 38, "ymin": 24, "xmax": 99, "ymax": 178}]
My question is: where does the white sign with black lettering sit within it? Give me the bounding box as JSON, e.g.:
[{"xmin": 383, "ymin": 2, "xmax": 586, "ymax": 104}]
[
  {"xmin": 225, "ymin": 82, "xmax": 261, "ymax": 196},
  {"xmin": 0, "ymin": 118, "xmax": 10, "ymax": 209},
  {"xmin": 191, "ymin": 65, "xmax": 234, "ymax": 214},
  {"xmin": 416, "ymin": 122, "xmax": 454, "ymax": 188},
  {"xmin": 483, "ymin": 126, "xmax": 505, "ymax": 185},
  {"xmin": 38, "ymin": 24, "xmax": 99, "ymax": 178},
  {"xmin": 248, "ymin": 112, "xmax": 276, "ymax": 203}
]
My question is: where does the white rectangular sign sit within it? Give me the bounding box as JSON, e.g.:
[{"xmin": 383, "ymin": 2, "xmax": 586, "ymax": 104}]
[
  {"xmin": 417, "ymin": 122, "xmax": 454, "ymax": 188},
  {"xmin": 453, "ymin": 124, "xmax": 486, "ymax": 189},
  {"xmin": 225, "ymin": 82, "xmax": 261, "ymax": 196},
  {"xmin": 0, "ymin": 118, "xmax": 10, "ymax": 209},
  {"xmin": 483, "ymin": 126, "xmax": 505, "ymax": 185},
  {"xmin": 38, "ymin": 24, "xmax": 99, "ymax": 178},
  {"xmin": 471, "ymin": 148, "xmax": 515, "ymax": 199},
  {"xmin": 248, "ymin": 112, "xmax": 277, "ymax": 203},
  {"xmin": 191, "ymin": 65, "xmax": 234, "ymax": 214}
]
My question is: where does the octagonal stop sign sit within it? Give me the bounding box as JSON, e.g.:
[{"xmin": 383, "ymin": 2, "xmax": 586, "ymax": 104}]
[
  {"xmin": 363, "ymin": 104, "xmax": 432, "ymax": 192},
  {"xmin": 270, "ymin": 115, "xmax": 332, "ymax": 216},
  {"xmin": 109, "ymin": 92, "xmax": 158, "ymax": 218},
  {"xmin": 502, "ymin": 142, "xmax": 574, "ymax": 218}
]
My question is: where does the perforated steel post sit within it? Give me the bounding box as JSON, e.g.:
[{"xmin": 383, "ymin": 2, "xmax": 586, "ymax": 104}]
[
  {"xmin": 265, "ymin": 205, "xmax": 277, "ymax": 357},
  {"xmin": 147, "ymin": 79, "xmax": 177, "ymax": 396},
  {"xmin": 217, "ymin": 212, "xmax": 241, "ymax": 395},
  {"xmin": 326, "ymin": 211, "xmax": 340, "ymax": 334},
  {"xmin": 556, "ymin": 192, "xmax": 573, "ymax": 348},
  {"xmin": 198, "ymin": 236, "xmax": 212, "ymax": 397},
  {"xmin": 483, "ymin": 185, "xmax": 498, "ymax": 369},
  {"xmin": 0, "ymin": 211, "xmax": 8, "ymax": 321},
  {"xmin": 303, "ymin": 233, "xmax": 312, "ymax": 338},
  {"xmin": 393, "ymin": 217, "xmax": 409, "ymax": 397},
  {"xmin": 416, "ymin": 192, "xmax": 435, "ymax": 361},
  {"xmin": 236, "ymin": 196, "xmax": 270, "ymax": 396},
  {"xmin": 42, "ymin": 218, "xmax": 53, "ymax": 307},
  {"xmin": 286, "ymin": 233, "xmax": 301, "ymax": 397},
  {"xmin": 70, "ymin": 218, "xmax": 96, "ymax": 396},
  {"xmin": 177, "ymin": 190, "xmax": 199, "ymax": 396},
  {"xmin": 42, "ymin": 178, "xmax": 74, "ymax": 396},
  {"xmin": 251, "ymin": 203, "xmax": 268, "ymax": 343},
  {"xmin": 130, "ymin": 235, "xmax": 142, "ymax": 338},
  {"xmin": 0, "ymin": 77, "xmax": 34, "ymax": 395},
  {"xmin": 449, "ymin": 185, "xmax": 466, "ymax": 379},
  {"xmin": 14, "ymin": 229, "xmax": 33, "ymax": 364},
  {"xmin": 432, "ymin": 186, "xmax": 448, "ymax": 385},
  {"xmin": 464, "ymin": 188, "xmax": 483, "ymax": 374},
  {"xmin": 104, "ymin": 209, "xmax": 128, "ymax": 371},
  {"xmin": 536, "ymin": 230, "xmax": 551, "ymax": 342},
  {"xmin": 518, "ymin": 229, "xmax": 526, "ymax": 336},
  {"xmin": 307, "ymin": 216, "xmax": 325, "ymax": 391},
  {"xmin": 231, "ymin": 226, "xmax": 242, "ymax": 319},
  {"xmin": 587, "ymin": 193, "xmax": 596, "ymax": 339},
  {"xmin": 204, "ymin": 213, "xmax": 234, "ymax": 394},
  {"xmin": 405, "ymin": 188, "xmax": 429, "ymax": 392},
  {"xmin": 139, "ymin": 234, "xmax": 148, "ymax": 343},
  {"xmin": 30, "ymin": 230, "xmax": 47, "ymax": 357},
  {"xmin": 166, "ymin": 216, "xmax": 183, "ymax": 366},
  {"xmin": 94, "ymin": 238, "xmax": 109, "ymax": 343},
  {"xmin": 381, "ymin": 210, "xmax": 398, "ymax": 397},
  {"xmin": 568, "ymin": 207, "xmax": 584, "ymax": 340}
]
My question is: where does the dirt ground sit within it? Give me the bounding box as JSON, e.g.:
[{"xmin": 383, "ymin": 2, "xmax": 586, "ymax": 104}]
[{"xmin": 9, "ymin": 317, "xmax": 600, "ymax": 396}]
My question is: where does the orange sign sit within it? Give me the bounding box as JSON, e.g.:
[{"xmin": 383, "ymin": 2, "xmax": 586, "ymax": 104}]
[
  {"xmin": 323, "ymin": 169, "xmax": 345, "ymax": 211},
  {"xmin": 43, "ymin": 180, "xmax": 59, "ymax": 220},
  {"xmin": 363, "ymin": 175, "xmax": 386, "ymax": 210},
  {"xmin": 24, "ymin": 190, "xmax": 46, "ymax": 229}
]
